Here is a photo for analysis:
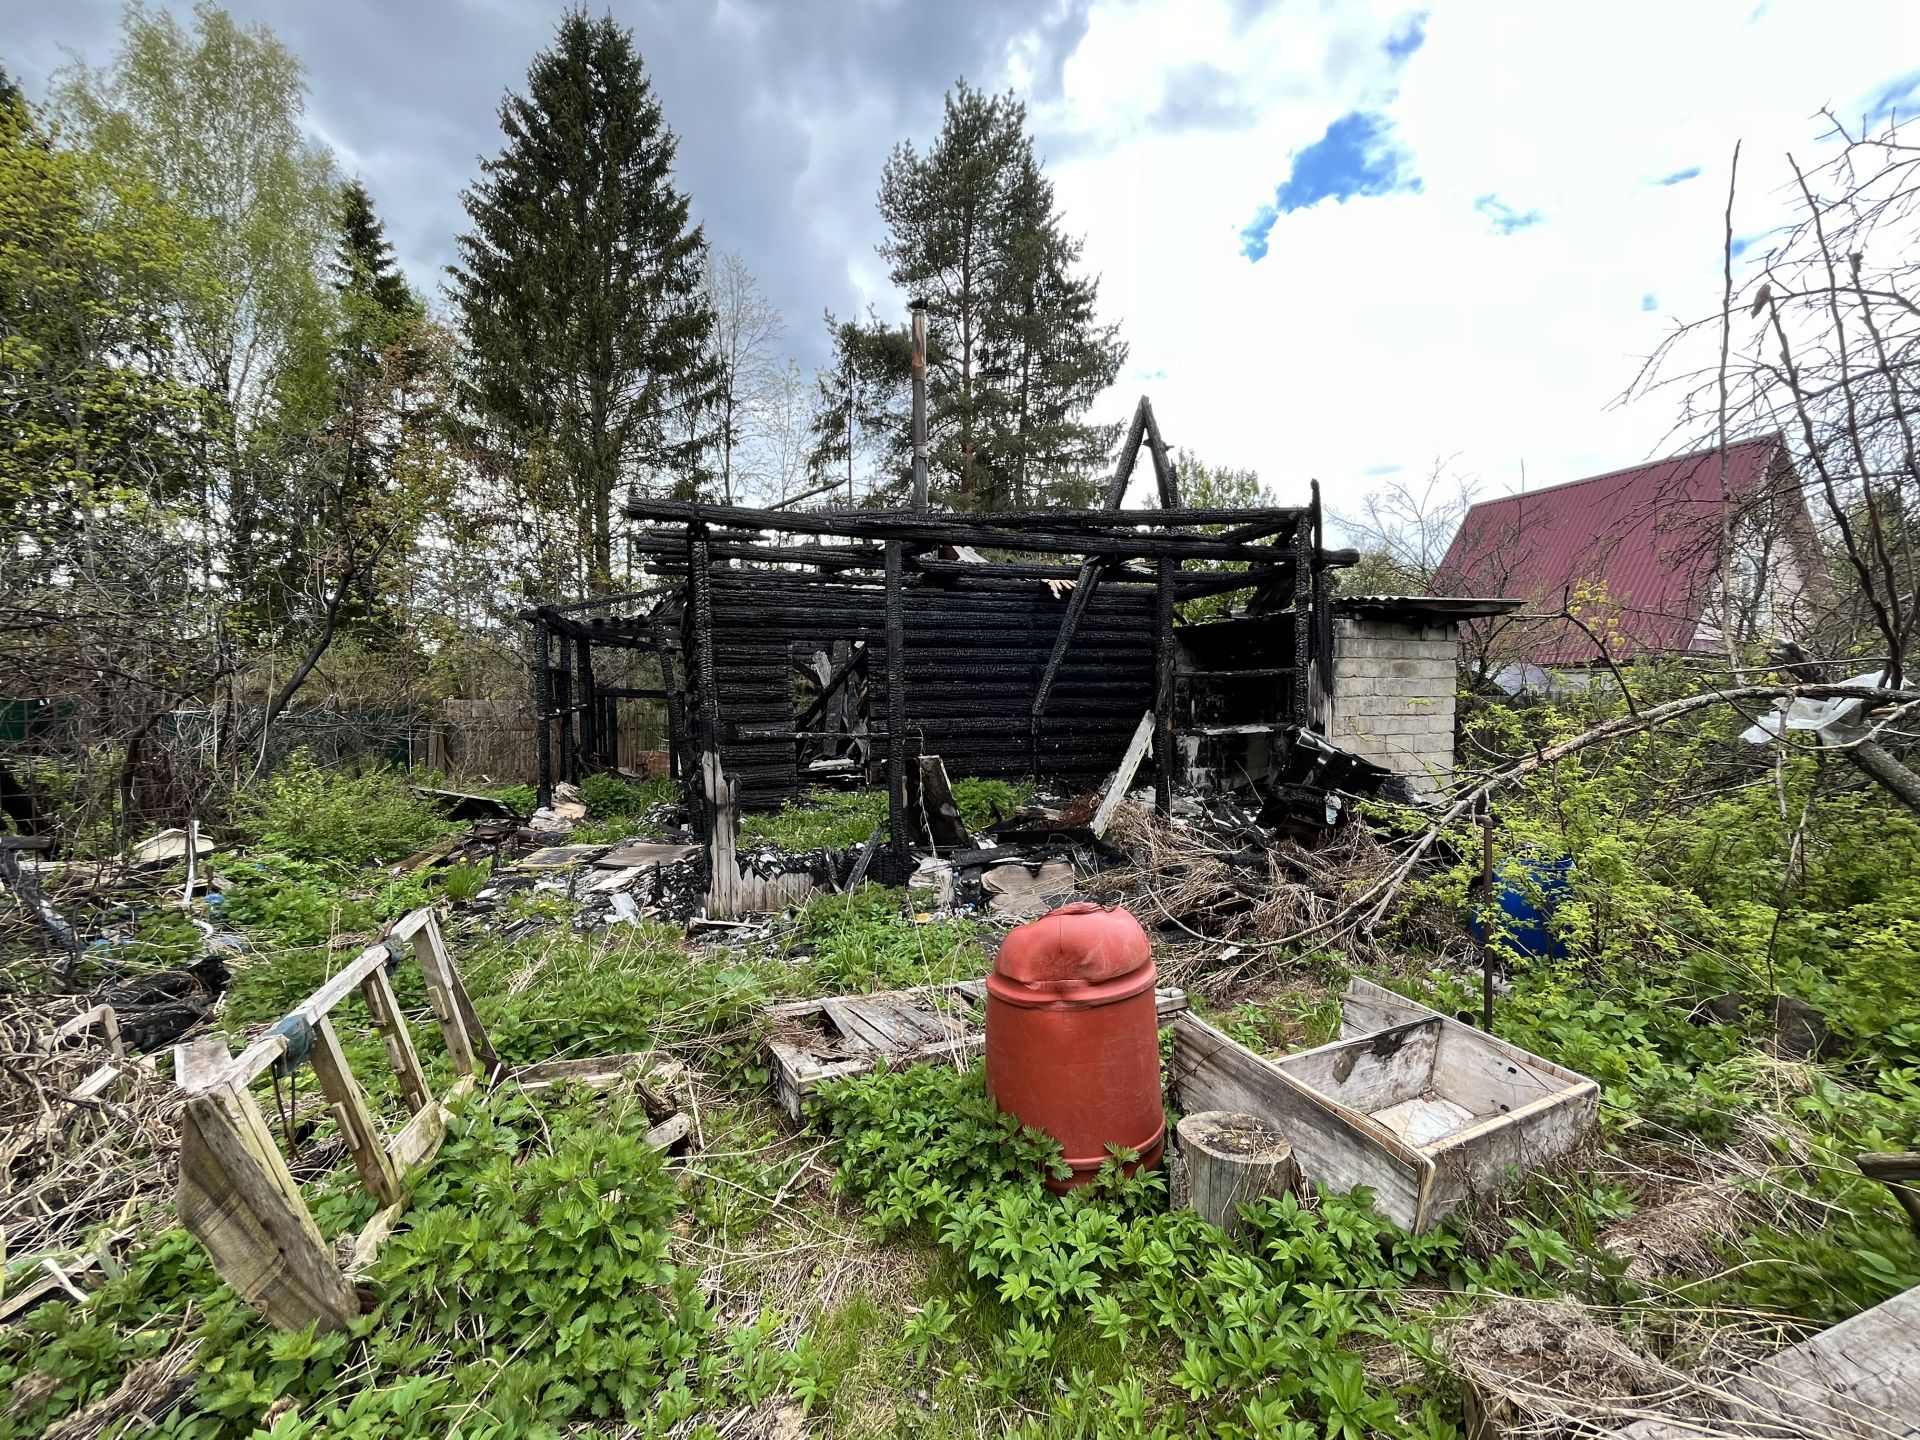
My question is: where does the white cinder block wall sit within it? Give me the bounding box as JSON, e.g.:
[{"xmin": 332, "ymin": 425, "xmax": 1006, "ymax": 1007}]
[{"xmin": 1327, "ymin": 617, "xmax": 1458, "ymax": 796}]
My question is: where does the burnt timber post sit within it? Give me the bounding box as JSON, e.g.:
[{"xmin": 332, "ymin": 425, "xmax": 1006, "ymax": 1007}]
[
  {"xmin": 884, "ymin": 540, "xmax": 910, "ymax": 863},
  {"xmin": 554, "ymin": 625, "xmax": 575, "ymax": 785},
  {"xmin": 1309, "ymin": 480, "xmax": 1332, "ymax": 727},
  {"xmin": 1293, "ymin": 508, "xmax": 1313, "ymax": 725},
  {"xmin": 576, "ymin": 631, "xmax": 598, "ymax": 769},
  {"xmin": 1144, "ymin": 400, "xmax": 1182, "ymax": 817},
  {"xmin": 1154, "ymin": 555, "xmax": 1178, "ymax": 815},
  {"xmin": 532, "ymin": 616, "xmax": 554, "ymax": 807},
  {"xmin": 686, "ymin": 530, "xmax": 721, "ymax": 866}
]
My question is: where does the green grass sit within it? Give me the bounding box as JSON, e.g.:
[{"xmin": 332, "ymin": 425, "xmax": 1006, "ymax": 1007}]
[
  {"xmin": 785, "ymin": 886, "xmax": 988, "ymax": 993},
  {"xmin": 742, "ymin": 788, "xmax": 889, "ymax": 851},
  {"xmin": 740, "ymin": 777, "xmax": 1032, "ymax": 852}
]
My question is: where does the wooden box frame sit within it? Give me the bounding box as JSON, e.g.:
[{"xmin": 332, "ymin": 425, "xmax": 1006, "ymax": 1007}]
[{"xmin": 1169, "ymin": 978, "xmax": 1597, "ymax": 1232}]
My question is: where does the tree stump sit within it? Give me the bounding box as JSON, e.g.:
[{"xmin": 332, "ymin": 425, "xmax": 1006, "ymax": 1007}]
[{"xmin": 1177, "ymin": 1111, "xmax": 1296, "ymax": 1236}]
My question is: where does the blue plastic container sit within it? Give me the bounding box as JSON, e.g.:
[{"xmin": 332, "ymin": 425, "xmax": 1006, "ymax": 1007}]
[{"xmin": 1469, "ymin": 851, "xmax": 1573, "ymax": 961}]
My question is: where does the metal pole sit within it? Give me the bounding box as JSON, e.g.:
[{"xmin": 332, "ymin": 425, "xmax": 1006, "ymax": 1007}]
[
  {"xmin": 1481, "ymin": 807, "xmax": 1496, "ymax": 1033},
  {"xmin": 909, "ymin": 300, "xmax": 929, "ymax": 513}
]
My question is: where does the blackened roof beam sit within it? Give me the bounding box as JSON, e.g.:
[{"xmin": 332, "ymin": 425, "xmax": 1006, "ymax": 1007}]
[{"xmin": 624, "ymin": 497, "xmax": 1304, "ymax": 563}]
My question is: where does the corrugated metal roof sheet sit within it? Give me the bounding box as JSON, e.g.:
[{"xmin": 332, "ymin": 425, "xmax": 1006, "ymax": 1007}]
[{"xmin": 1432, "ymin": 437, "xmax": 1784, "ymax": 665}]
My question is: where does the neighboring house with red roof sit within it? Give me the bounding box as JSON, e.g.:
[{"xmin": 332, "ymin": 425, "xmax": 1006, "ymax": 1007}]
[{"xmin": 1432, "ymin": 435, "xmax": 1825, "ymax": 690}]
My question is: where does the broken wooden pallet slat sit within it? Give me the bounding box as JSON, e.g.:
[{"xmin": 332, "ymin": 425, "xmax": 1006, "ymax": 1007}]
[
  {"xmin": 768, "ymin": 980, "xmax": 1189, "ymax": 1121},
  {"xmin": 360, "ymin": 961, "xmax": 432, "ymax": 1116},
  {"xmin": 1090, "ymin": 711, "xmax": 1155, "ymax": 838},
  {"xmin": 178, "ymin": 1084, "xmax": 362, "ymax": 1331},
  {"xmin": 309, "ymin": 1016, "xmax": 399, "ymax": 1207},
  {"xmin": 1614, "ymin": 1283, "xmax": 1920, "ymax": 1439}
]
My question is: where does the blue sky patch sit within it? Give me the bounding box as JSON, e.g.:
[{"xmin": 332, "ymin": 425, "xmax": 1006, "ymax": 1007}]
[
  {"xmin": 1641, "ymin": 293, "xmax": 1658, "ymax": 312},
  {"xmin": 1384, "ymin": 13, "xmax": 1427, "ymax": 63},
  {"xmin": 1654, "ymin": 165, "xmax": 1702, "ymax": 186},
  {"xmin": 1241, "ymin": 111, "xmax": 1420, "ymax": 261},
  {"xmin": 1867, "ymin": 70, "xmax": 1920, "ymax": 124},
  {"xmin": 1475, "ymin": 194, "xmax": 1542, "ymax": 235},
  {"xmin": 1240, "ymin": 207, "xmax": 1280, "ymax": 262}
]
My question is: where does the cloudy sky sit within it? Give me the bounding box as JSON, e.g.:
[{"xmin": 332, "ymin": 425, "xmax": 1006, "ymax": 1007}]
[{"xmin": 6, "ymin": 0, "xmax": 1918, "ymax": 525}]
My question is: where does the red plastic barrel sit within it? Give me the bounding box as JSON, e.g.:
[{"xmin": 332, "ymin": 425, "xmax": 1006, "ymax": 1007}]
[{"xmin": 984, "ymin": 902, "xmax": 1165, "ymax": 1191}]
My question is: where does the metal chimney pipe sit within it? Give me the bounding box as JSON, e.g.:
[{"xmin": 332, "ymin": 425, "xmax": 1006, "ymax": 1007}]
[{"xmin": 909, "ymin": 299, "xmax": 929, "ymax": 512}]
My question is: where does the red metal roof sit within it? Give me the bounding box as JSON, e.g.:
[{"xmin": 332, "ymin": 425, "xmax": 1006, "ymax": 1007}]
[{"xmin": 1432, "ymin": 437, "xmax": 1784, "ymax": 665}]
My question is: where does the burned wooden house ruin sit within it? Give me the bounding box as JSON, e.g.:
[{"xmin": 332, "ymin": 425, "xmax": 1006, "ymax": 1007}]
[{"xmin": 524, "ymin": 398, "xmax": 1508, "ymax": 914}]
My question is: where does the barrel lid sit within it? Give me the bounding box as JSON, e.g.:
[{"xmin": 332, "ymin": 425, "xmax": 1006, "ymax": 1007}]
[{"xmin": 994, "ymin": 902, "xmax": 1151, "ymax": 987}]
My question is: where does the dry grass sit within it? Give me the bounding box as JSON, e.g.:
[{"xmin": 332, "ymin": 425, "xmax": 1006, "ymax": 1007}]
[
  {"xmin": 1448, "ymin": 1297, "xmax": 1719, "ymax": 1437},
  {"xmin": 1103, "ymin": 804, "xmax": 1391, "ymax": 947},
  {"xmin": 0, "ymin": 996, "xmax": 183, "ymax": 1267}
]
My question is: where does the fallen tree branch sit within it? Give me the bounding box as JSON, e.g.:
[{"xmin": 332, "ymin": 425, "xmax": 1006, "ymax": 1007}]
[{"xmin": 1219, "ymin": 682, "xmax": 1920, "ymax": 954}]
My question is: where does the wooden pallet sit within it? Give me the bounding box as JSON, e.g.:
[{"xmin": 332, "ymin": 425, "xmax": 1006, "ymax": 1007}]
[
  {"xmin": 766, "ymin": 979, "xmax": 1189, "ymax": 1121},
  {"xmin": 173, "ymin": 908, "xmax": 681, "ymax": 1331}
]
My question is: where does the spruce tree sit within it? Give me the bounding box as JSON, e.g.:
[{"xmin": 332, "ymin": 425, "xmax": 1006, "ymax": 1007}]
[
  {"xmin": 874, "ymin": 80, "xmax": 1125, "ymax": 511},
  {"xmin": 336, "ymin": 179, "xmax": 413, "ymax": 322},
  {"xmin": 450, "ymin": 9, "xmax": 719, "ymax": 592}
]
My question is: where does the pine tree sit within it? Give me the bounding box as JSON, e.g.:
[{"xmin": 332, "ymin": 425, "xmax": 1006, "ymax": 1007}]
[
  {"xmin": 875, "ymin": 80, "xmax": 1125, "ymax": 511},
  {"xmin": 450, "ymin": 9, "xmax": 720, "ymax": 594}
]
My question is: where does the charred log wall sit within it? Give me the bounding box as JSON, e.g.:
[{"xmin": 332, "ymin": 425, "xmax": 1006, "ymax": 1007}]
[{"xmin": 707, "ymin": 570, "xmax": 1156, "ymax": 808}]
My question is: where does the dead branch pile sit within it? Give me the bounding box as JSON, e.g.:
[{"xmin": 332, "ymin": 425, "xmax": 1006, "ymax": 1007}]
[
  {"xmin": 1, "ymin": 996, "xmax": 183, "ymax": 1265},
  {"xmin": 1103, "ymin": 803, "xmax": 1393, "ymax": 948}
]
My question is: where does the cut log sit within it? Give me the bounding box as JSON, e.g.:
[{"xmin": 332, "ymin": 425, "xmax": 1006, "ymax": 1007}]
[{"xmin": 1177, "ymin": 1109, "xmax": 1296, "ymax": 1236}]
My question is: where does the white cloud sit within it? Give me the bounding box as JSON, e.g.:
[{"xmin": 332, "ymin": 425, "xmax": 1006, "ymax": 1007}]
[{"xmin": 1023, "ymin": 0, "xmax": 1919, "ymax": 529}]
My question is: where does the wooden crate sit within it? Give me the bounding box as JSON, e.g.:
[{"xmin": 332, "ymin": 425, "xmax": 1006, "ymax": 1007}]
[
  {"xmin": 767, "ymin": 979, "xmax": 1190, "ymax": 1121},
  {"xmin": 1169, "ymin": 978, "xmax": 1597, "ymax": 1232}
]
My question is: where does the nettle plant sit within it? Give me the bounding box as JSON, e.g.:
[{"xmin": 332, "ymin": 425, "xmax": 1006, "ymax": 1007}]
[{"xmin": 817, "ymin": 1062, "xmax": 1461, "ymax": 1440}]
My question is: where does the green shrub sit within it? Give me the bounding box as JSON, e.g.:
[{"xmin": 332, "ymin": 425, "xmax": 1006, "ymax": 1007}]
[
  {"xmin": 217, "ymin": 856, "xmax": 436, "ymax": 967},
  {"xmin": 240, "ymin": 753, "xmax": 448, "ymax": 865},
  {"xmin": 817, "ymin": 1061, "xmax": 1456, "ymax": 1437},
  {"xmin": 578, "ymin": 772, "xmax": 677, "ymax": 817},
  {"xmin": 950, "ymin": 776, "xmax": 1032, "ymax": 833},
  {"xmin": 789, "ymin": 886, "xmax": 987, "ymax": 992},
  {"xmin": 493, "ymin": 781, "xmax": 538, "ymax": 814}
]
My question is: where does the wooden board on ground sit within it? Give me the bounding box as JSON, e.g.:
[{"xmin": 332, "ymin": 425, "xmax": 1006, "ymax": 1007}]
[
  {"xmin": 1169, "ymin": 978, "xmax": 1598, "ymax": 1233},
  {"xmin": 515, "ymin": 844, "xmax": 612, "ymax": 870},
  {"xmin": 1615, "ymin": 1283, "xmax": 1920, "ymax": 1439},
  {"xmin": 767, "ymin": 978, "xmax": 1190, "ymax": 1121},
  {"xmin": 595, "ymin": 842, "xmax": 699, "ymax": 869}
]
